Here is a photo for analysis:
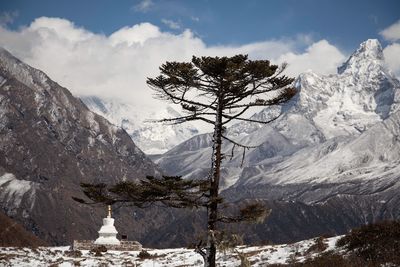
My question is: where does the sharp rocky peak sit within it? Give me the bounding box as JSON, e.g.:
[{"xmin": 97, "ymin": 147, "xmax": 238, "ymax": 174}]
[
  {"xmin": 285, "ymin": 39, "xmax": 400, "ymax": 139},
  {"xmin": 337, "ymin": 39, "xmax": 384, "ymax": 74}
]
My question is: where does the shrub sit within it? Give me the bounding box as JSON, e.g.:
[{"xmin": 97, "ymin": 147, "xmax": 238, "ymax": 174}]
[
  {"xmin": 64, "ymin": 250, "xmax": 83, "ymax": 257},
  {"xmin": 138, "ymin": 250, "xmax": 152, "ymax": 260},
  {"xmin": 90, "ymin": 245, "xmax": 107, "ymax": 256},
  {"xmin": 306, "ymin": 237, "xmax": 328, "ymax": 254},
  {"xmin": 299, "ymin": 252, "xmax": 368, "ymax": 267},
  {"xmin": 337, "ymin": 220, "xmax": 400, "ymax": 265}
]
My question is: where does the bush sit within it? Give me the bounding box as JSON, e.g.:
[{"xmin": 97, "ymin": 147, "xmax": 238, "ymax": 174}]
[
  {"xmin": 298, "ymin": 252, "xmax": 368, "ymax": 267},
  {"xmin": 306, "ymin": 237, "xmax": 328, "ymax": 254},
  {"xmin": 64, "ymin": 250, "xmax": 83, "ymax": 257},
  {"xmin": 216, "ymin": 231, "xmax": 243, "ymax": 253},
  {"xmin": 90, "ymin": 245, "xmax": 107, "ymax": 256},
  {"xmin": 337, "ymin": 220, "xmax": 400, "ymax": 265},
  {"xmin": 138, "ymin": 250, "xmax": 152, "ymax": 260}
]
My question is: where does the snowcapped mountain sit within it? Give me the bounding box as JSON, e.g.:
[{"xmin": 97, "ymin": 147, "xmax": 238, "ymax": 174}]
[
  {"xmin": 155, "ymin": 39, "xmax": 400, "ymax": 241},
  {"xmin": 293, "ymin": 39, "xmax": 400, "ymax": 139},
  {"xmin": 2, "ymin": 39, "xmax": 400, "ymax": 248},
  {"xmin": 157, "ymin": 39, "xmax": 400, "ymax": 187},
  {"xmin": 82, "ymin": 96, "xmax": 199, "ymax": 154}
]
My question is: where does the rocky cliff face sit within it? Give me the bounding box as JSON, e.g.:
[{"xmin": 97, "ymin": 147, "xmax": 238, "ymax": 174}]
[
  {"xmin": 292, "ymin": 39, "xmax": 399, "ymax": 139},
  {"xmin": 0, "ymin": 47, "xmax": 160, "ymax": 245}
]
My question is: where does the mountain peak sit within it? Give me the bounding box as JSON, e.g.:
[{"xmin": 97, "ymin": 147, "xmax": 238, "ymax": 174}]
[
  {"xmin": 356, "ymin": 39, "xmax": 383, "ymax": 59},
  {"xmin": 337, "ymin": 39, "xmax": 383, "ymax": 74},
  {"xmin": 0, "ymin": 47, "xmax": 17, "ymax": 67}
]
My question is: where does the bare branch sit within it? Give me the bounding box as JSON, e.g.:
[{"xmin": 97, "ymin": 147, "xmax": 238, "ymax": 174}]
[
  {"xmin": 148, "ymin": 82, "xmax": 216, "ymax": 110},
  {"xmin": 221, "ymin": 111, "xmax": 283, "ymax": 125},
  {"xmin": 222, "ymin": 135, "xmax": 259, "ymax": 149},
  {"xmin": 146, "ymin": 114, "xmax": 216, "ymax": 125},
  {"xmin": 222, "ymin": 105, "xmax": 250, "ymax": 125},
  {"xmin": 222, "ymin": 135, "xmax": 258, "ymax": 167}
]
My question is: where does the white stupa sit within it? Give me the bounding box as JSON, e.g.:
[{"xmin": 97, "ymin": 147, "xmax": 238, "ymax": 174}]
[{"xmin": 94, "ymin": 205, "xmax": 120, "ymax": 245}]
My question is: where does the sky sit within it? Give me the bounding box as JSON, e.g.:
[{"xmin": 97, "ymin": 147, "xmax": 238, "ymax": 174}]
[{"xmin": 0, "ymin": 0, "xmax": 399, "ymax": 114}]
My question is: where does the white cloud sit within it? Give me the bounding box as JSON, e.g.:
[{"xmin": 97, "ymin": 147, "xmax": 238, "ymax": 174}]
[
  {"xmin": 383, "ymin": 43, "xmax": 400, "ymax": 77},
  {"xmin": 133, "ymin": 0, "xmax": 154, "ymax": 13},
  {"xmin": 380, "ymin": 19, "xmax": 400, "ymax": 42},
  {"xmin": 161, "ymin": 19, "xmax": 180, "ymax": 30},
  {"xmin": 0, "ymin": 17, "xmax": 348, "ymax": 114},
  {"xmin": 276, "ymin": 40, "xmax": 346, "ymax": 77},
  {"xmin": 380, "ymin": 20, "xmax": 400, "ymax": 77},
  {"xmin": 191, "ymin": 16, "xmax": 200, "ymax": 22},
  {"xmin": 0, "ymin": 11, "xmax": 18, "ymax": 26},
  {"xmin": 109, "ymin": 23, "xmax": 161, "ymax": 46}
]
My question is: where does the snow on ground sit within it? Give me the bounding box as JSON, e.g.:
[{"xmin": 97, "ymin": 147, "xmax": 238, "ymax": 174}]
[{"xmin": 0, "ymin": 236, "xmax": 341, "ymax": 266}]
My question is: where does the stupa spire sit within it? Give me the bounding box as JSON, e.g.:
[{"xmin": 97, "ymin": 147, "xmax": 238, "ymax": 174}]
[{"xmin": 108, "ymin": 205, "xmax": 112, "ymax": 218}]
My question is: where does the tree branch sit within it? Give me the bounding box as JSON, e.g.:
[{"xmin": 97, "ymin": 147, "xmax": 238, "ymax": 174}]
[
  {"xmin": 148, "ymin": 82, "xmax": 216, "ymax": 110},
  {"xmin": 146, "ymin": 114, "xmax": 216, "ymax": 125},
  {"xmin": 221, "ymin": 111, "xmax": 283, "ymax": 125}
]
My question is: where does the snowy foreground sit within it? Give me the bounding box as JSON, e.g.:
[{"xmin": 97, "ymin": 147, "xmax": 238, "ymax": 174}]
[{"xmin": 0, "ymin": 236, "xmax": 340, "ymax": 267}]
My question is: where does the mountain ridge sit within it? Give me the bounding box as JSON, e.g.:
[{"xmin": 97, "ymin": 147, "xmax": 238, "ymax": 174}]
[
  {"xmin": 156, "ymin": 39, "xmax": 400, "ymax": 190},
  {"xmin": 2, "ymin": 39, "xmax": 400, "ymax": 247},
  {"xmin": 152, "ymin": 39, "xmax": 400, "ymax": 243},
  {"xmin": 0, "ymin": 46, "xmax": 161, "ymax": 245},
  {"xmin": 82, "ymin": 96, "xmax": 200, "ymax": 155}
]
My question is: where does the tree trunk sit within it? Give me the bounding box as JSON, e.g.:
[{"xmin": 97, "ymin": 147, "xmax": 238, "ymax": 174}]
[{"xmin": 205, "ymin": 100, "xmax": 223, "ymax": 267}]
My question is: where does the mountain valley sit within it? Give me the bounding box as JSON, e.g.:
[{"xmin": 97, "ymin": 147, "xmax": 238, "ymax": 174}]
[{"xmin": 1, "ymin": 39, "xmax": 400, "ymax": 248}]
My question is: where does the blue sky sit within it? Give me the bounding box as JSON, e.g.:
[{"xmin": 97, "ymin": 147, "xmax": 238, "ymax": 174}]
[
  {"xmin": 0, "ymin": 0, "xmax": 399, "ymax": 116},
  {"xmin": 1, "ymin": 0, "xmax": 399, "ymax": 51}
]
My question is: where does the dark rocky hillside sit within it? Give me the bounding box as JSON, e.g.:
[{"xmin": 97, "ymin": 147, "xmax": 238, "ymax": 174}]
[
  {"xmin": 0, "ymin": 211, "xmax": 47, "ymax": 247},
  {"xmin": 0, "ymin": 47, "xmax": 160, "ymax": 245}
]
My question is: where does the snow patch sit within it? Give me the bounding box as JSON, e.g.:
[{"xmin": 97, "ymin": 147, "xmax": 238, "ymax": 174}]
[
  {"xmin": 0, "ymin": 173, "xmax": 34, "ymax": 210},
  {"xmin": 0, "ymin": 75, "xmax": 6, "ymax": 87},
  {"xmin": 85, "ymin": 111, "xmax": 100, "ymax": 133}
]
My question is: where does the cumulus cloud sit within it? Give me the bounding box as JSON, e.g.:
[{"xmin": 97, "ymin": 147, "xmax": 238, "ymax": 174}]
[
  {"xmin": 0, "ymin": 17, "xmax": 349, "ymax": 113},
  {"xmin": 161, "ymin": 19, "xmax": 181, "ymax": 30},
  {"xmin": 133, "ymin": 0, "xmax": 154, "ymax": 13},
  {"xmin": 380, "ymin": 19, "xmax": 400, "ymax": 42},
  {"xmin": 109, "ymin": 23, "xmax": 161, "ymax": 46},
  {"xmin": 383, "ymin": 43, "xmax": 400, "ymax": 77},
  {"xmin": 380, "ymin": 20, "xmax": 400, "ymax": 77},
  {"xmin": 276, "ymin": 40, "xmax": 346, "ymax": 77}
]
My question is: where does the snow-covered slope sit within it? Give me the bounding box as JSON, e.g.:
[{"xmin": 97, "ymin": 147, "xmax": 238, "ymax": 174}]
[
  {"xmin": 237, "ymin": 109, "xmax": 400, "ymax": 188},
  {"xmin": 156, "ymin": 39, "xmax": 400, "ymax": 191},
  {"xmin": 0, "ymin": 235, "xmax": 341, "ymax": 267},
  {"xmin": 293, "ymin": 39, "xmax": 400, "ymax": 139},
  {"xmin": 152, "ymin": 39, "xmax": 400, "ymax": 244},
  {"xmin": 82, "ymin": 96, "xmax": 199, "ymax": 154}
]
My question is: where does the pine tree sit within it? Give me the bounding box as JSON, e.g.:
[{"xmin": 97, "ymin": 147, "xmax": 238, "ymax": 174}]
[{"xmin": 74, "ymin": 54, "xmax": 296, "ymax": 267}]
